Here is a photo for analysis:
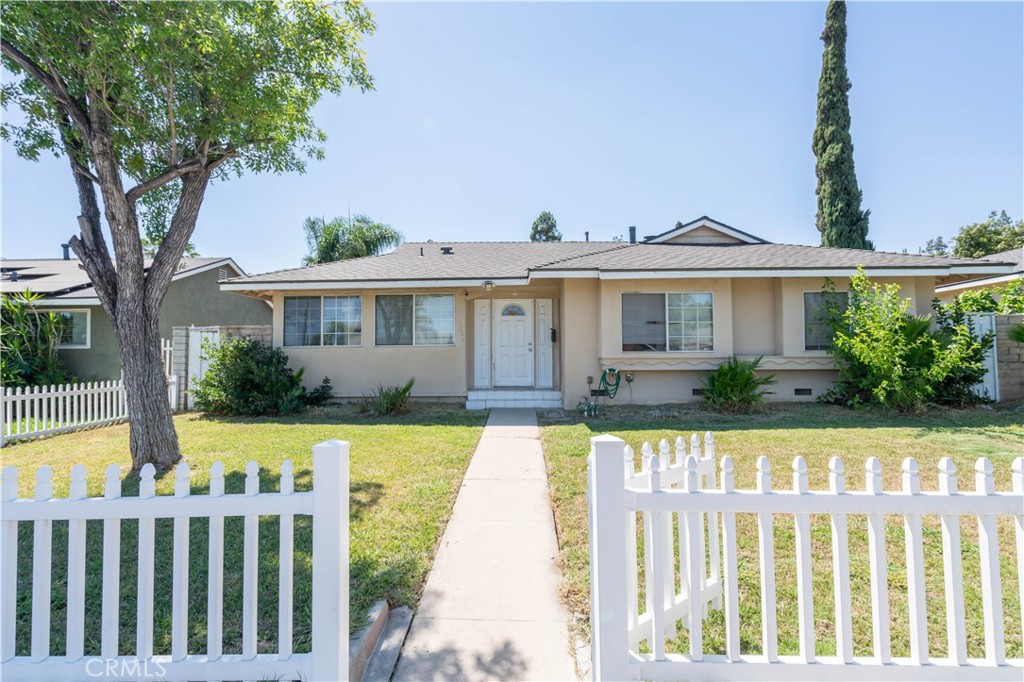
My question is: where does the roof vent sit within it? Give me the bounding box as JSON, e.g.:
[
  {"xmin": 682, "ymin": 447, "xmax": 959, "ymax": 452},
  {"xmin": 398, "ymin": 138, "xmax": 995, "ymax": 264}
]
[
  {"xmin": 628, "ymin": 226, "xmax": 636, "ymax": 244},
  {"xmin": 440, "ymin": 246, "xmax": 454, "ymax": 255},
  {"xmin": 9, "ymin": 272, "xmax": 18, "ymax": 282},
  {"xmin": 61, "ymin": 243, "xmax": 71, "ymax": 260}
]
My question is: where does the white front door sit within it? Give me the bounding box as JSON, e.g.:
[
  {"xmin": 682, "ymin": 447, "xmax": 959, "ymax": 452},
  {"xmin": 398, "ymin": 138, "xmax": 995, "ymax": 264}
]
[{"xmin": 493, "ymin": 299, "xmax": 534, "ymax": 386}]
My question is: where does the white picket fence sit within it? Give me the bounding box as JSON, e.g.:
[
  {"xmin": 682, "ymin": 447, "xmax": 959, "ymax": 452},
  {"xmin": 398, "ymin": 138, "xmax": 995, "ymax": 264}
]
[
  {"xmin": 0, "ymin": 440, "xmax": 350, "ymax": 681},
  {"xmin": 161, "ymin": 337, "xmax": 174, "ymax": 377},
  {"xmin": 0, "ymin": 377, "xmax": 178, "ymax": 446},
  {"xmin": 588, "ymin": 433, "xmax": 1024, "ymax": 681}
]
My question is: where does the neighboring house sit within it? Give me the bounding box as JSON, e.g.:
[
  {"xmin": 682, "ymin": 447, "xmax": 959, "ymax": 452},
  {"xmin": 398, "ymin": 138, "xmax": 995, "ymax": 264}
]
[
  {"xmin": 1, "ymin": 254, "xmax": 272, "ymax": 380},
  {"xmin": 934, "ymin": 246, "xmax": 1024, "ymax": 303},
  {"xmin": 222, "ymin": 216, "xmax": 1014, "ymax": 409}
]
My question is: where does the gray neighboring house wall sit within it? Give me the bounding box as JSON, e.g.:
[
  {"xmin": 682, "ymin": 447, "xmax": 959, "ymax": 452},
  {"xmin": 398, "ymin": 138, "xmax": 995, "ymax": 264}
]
[{"xmin": 1, "ymin": 257, "xmax": 272, "ymax": 380}]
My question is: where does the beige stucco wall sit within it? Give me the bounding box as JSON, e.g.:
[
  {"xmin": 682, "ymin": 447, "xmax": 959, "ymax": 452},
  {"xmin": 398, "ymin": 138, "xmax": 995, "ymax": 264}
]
[
  {"xmin": 661, "ymin": 226, "xmax": 745, "ymax": 244},
  {"xmin": 271, "ymin": 288, "xmax": 468, "ymax": 399},
  {"xmin": 260, "ymin": 273, "xmax": 941, "ymax": 407}
]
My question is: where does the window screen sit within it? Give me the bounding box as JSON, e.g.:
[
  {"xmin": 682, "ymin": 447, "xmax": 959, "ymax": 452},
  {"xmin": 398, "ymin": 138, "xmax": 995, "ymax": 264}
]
[
  {"xmin": 804, "ymin": 291, "xmax": 848, "ymax": 350},
  {"xmin": 283, "ymin": 297, "xmax": 322, "ymax": 346},
  {"xmin": 622, "ymin": 294, "xmax": 667, "ymax": 351},
  {"xmin": 57, "ymin": 311, "xmax": 88, "ymax": 347}
]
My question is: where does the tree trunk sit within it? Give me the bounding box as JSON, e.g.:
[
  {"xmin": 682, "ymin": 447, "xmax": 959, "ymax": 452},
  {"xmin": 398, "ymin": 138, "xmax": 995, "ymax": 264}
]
[{"xmin": 117, "ymin": 304, "xmax": 180, "ymax": 472}]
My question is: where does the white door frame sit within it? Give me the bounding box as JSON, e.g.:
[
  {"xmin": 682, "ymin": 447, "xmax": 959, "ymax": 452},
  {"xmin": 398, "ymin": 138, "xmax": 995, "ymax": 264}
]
[{"xmin": 492, "ymin": 299, "xmax": 534, "ymax": 387}]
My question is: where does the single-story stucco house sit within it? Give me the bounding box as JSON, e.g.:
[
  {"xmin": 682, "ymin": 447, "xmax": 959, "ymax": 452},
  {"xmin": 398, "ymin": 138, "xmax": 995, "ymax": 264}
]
[
  {"xmin": 934, "ymin": 246, "xmax": 1023, "ymax": 303},
  {"xmin": 1, "ymin": 254, "xmax": 272, "ymax": 380},
  {"xmin": 222, "ymin": 217, "xmax": 1015, "ymax": 409}
]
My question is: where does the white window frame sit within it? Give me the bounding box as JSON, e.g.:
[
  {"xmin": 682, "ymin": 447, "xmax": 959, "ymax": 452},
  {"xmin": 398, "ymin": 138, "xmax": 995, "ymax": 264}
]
[
  {"xmin": 621, "ymin": 292, "xmax": 715, "ymax": 353},
  {"xmin": 282, "ymin": 295, "xmax": 362, "ymax": 348},
  {"xmin": 801, "ymin": 290, "xmax": 849, "ymax": 353},
  {"xmin": 374, "ymin": 293, "xmax": 456, "ymax": 347},
  {"xmin": 54, "ymin": 309, "xmax": 91, "ymax": 349}
]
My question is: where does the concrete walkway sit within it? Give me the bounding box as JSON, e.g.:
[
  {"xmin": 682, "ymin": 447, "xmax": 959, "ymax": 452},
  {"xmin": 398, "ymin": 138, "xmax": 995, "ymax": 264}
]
[{"xmin": 393, "ymin": 409, "xmax": 576, "ymax": 682}]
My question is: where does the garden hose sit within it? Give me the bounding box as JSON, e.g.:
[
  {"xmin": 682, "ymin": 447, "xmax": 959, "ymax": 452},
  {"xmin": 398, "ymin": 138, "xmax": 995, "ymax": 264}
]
[{"xmin": 600, "ymin": 369, "xmax": 621, "ymax": 399}]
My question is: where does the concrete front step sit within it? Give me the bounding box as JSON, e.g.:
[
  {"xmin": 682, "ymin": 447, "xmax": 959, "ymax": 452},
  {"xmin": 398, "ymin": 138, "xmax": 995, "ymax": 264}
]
[{"xmin": 466, "ymin": 389, "xmax": 562, "ymax": 410}]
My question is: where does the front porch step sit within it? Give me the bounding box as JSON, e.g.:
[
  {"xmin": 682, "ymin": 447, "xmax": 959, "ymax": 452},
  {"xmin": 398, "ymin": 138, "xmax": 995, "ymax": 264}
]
[{"xmin": 466, "ymin": 389, "xmax": 562, "ymax": 410}]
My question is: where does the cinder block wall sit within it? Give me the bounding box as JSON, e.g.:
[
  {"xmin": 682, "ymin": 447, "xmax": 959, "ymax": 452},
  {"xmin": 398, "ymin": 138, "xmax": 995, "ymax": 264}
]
[
  {"xmin": 995, "ymin": 314, "xmax": 1024, "ymax": 401},
  {"xmin": 219, "ymin": 325, "xmax": 272, "ymax": 344}
]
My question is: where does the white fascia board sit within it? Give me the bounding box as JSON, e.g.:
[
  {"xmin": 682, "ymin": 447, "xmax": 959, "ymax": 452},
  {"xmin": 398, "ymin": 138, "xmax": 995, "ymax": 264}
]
[
  {"xmin": 533, "ymin": 267, "xmax": 997, "ymax": 279},
  {"xmin": 220, "ymin": 277, "xmax": 531, "ymax": 291},
  {"xmin": 936, "ymin": 272, "xmax": 1023, "ymax": 292},
  {"xmin": 646, "ymin": 218, "xmax": 765, "ymax": 244},
  {"xmin": 172, "ymin": 258, "xmax": 239, "ymax": 280},
  {"xmin": 36, "ymin": 297, "xmax": 102, "ymax": 306}
]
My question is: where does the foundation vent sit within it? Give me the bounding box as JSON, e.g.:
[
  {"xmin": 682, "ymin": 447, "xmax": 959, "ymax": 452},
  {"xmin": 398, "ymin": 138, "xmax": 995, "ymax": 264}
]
[{"xmin": 794, "ymin": 388, "xmax": 813, "ymax": 396}]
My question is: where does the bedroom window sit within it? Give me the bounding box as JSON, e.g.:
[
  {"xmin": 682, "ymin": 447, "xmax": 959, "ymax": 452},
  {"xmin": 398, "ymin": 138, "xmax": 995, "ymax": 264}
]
[
  {"xmin": 283, "ymin": 296, "xmax": 362, "ymax": 347},
  {"xmin": 55, "ymin": 310, "xmax": 90, "ymax": 348},
  {"xmin": 804, "ymin": 291, "xmax": 848, "ymax": 351},
  {"xmin": 621, "ymin": 293, "xmax": 713, "ymax": 352},
  {"xmin": 376, "ymin": 294, "xmax": 455, "ymax": 346}
]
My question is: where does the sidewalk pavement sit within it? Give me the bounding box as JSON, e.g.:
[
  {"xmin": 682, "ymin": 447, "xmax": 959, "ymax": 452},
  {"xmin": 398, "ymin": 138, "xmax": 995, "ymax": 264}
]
[{"xmin": 392, "ymin": 408, "xmax": 577, "ymax": 682}]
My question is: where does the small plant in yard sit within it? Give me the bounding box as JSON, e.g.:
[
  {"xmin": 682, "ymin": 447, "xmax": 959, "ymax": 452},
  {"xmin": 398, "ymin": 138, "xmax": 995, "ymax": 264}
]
[
  {"xmin": 192, "ymin": 337, "xmax": 332, "ymax": 416},
  {"xmin": 360, "ymin": 377, "xmax": 415, "ymax": 415},
  {"xmin": 700, "ymin": 356, "xmax": 776, "ymax": 413},
  {"xmin": 1009, "ymin": 321, "xmax": 1024, "ymax": 343}
]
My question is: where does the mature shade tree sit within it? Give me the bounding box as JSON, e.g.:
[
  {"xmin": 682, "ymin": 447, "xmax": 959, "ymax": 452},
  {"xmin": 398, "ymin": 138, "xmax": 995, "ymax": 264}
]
[
  {"xmin": 1, "ymin": 1, "xmax": 374, "ymax": 470},
  {"xmin": 812, "ymin": 0, "xmax": 872, "ymax": 250},
  {"xmin": 530, "ymin": 211, "xmax": 562, "ymax": 242},
  {"xmin": 951, "ymin": 211, "xmax": 1024, "ymax": 258},
  {"xmin": 302, "ymin": 214, "xmax": 403, "ymax": 265}
]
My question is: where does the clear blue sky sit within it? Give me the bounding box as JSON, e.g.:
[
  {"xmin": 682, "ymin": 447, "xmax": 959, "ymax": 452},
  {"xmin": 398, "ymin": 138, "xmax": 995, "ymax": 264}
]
[{"xmin": 3, "ymin": 1, "xmax": 1022, "ymax": 274}]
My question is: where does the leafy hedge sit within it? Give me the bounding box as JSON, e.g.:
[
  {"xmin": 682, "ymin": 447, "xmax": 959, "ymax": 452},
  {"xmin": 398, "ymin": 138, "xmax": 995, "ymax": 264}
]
[
  {"xmin": 820, "ymin": 270, "xmax": 991, "ymax": 411},
  {"xmin": 192, "ymin": 337, "xmax": 332, "ymax": 416}
]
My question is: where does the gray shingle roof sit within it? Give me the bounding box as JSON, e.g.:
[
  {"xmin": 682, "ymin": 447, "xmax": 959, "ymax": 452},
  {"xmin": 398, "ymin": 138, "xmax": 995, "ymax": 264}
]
[
  {"xmin": 229, "ymin": 242, "xmax": 629, "ymax": 283},
  {"xmin": 227, "ymin": 241, "xmax": 1012, "ymax": 286},
  {"xmin": 0, "ymin": 257, "xmax": 233, "ymax": 298},
  {"xmin": 532, "ymin": 242, "xmax": 1007, "ymax": 272}
]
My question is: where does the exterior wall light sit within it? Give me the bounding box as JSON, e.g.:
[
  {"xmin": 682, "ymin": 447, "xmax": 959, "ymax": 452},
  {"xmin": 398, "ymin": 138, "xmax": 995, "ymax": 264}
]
[{"xmin": 483, "ymin": 281, "xmax": 494, "ymax": 291}]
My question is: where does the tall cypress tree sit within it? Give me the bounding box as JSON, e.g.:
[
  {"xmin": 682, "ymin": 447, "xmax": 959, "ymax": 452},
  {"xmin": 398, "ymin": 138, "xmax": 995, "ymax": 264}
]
[{"xmin": 813, "ymin": 0, "xmax": 872, "ymax": 250}]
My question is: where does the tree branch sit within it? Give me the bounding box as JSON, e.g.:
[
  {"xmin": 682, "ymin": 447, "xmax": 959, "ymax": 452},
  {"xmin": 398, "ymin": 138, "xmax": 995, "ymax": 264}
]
[
  {"xmin": 124, "ymin": 157, "xmax": 204, "ymax": 204},
  {"xmin": 145, "ymin": 169, "xmax": 211, "ymax": 311},
  {"xmin": 1, "ymin": 38, "xmax": 92, "ymax": 140}
]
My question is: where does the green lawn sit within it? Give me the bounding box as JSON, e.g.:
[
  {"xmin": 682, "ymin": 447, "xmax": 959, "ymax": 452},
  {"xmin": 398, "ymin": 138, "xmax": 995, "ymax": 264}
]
[
  {"xmin": 0, "ymin": 404, "xmax": 486, "ymax": 655},
  {"xmin": 541, "ymin": 402, "xmax": 1024, "ymax": 660}
]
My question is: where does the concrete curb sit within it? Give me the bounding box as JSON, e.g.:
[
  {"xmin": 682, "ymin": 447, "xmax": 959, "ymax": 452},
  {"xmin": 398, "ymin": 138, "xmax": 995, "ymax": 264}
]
[
  {"xmin": 349, "ymin": 600, "xmax": 389, "ymax": 681},
  {"xmin": 363, "ymin": 605, "xmax": 413, "ymax": 682}
]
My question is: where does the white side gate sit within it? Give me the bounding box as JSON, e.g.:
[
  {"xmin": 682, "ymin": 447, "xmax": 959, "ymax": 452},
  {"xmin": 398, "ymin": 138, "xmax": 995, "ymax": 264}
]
[
  {"xmin": 0, "ymin": 440, "xmax": 350, "ymax": 681},
  {"xmin": 187, "ymin": 326, "xmax": 220, "ymax": 409},
  {"xmin": 967, "ymin": 312, "xmax": 1000, "ymax": 401},
  {"xmin": 588, "ymin": 433, "xmax": 1024, "ymax": 681}
]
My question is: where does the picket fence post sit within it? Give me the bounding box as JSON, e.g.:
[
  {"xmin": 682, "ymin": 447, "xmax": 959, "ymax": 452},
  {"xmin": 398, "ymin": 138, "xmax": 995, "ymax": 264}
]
[
  {"xmin": 312, "ymin": 440, "xmax": 350, "ymax": 681},
  {"xmin": 589, "ymin": 435, "xmax": 631, "ymax": 682}
]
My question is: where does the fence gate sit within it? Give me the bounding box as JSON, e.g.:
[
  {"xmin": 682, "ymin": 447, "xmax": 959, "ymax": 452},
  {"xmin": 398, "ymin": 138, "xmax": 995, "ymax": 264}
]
[
  {"xmin": 967, "ymin": 312, "xmax": 999, "ymax": 401},
  {"xmin": 187, "ymin": 326, "xmax": 220, "ymax": 408}
]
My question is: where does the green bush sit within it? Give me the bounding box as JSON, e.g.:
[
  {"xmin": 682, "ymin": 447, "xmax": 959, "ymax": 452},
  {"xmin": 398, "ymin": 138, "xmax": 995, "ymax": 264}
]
[
  {"xmin": 700, "ymin": 356, "xmax": 776, "ymax": 414},
  {"xmin": 1, "ymin": 291, "xmax": 72, "ymax": 387},
  {"xmin": 930, "ymin": 298, "xmax": 995, "ymax": 405},
  {"xmin": 953, "ymin": 279, "xmax": 1024, "ymax": 314},
  {"xmin": 821, "ymin": 270, "xmax": 988, "ymax": 411},
  {"xmin": 191, "ymin": 337, "xmax": 332, "ymax": 416},
  {"xmin": 360, "ymin": 378, "xmax": 415, "ymax": 416}
]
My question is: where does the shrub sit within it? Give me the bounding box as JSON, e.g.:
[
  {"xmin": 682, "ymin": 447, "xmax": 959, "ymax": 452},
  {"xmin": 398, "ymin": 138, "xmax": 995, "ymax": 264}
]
[
  {"xmin": 953, "ymin": 279, "xmax": 1024, "ymax": 314},
  {"xmin": 700, "ymin": 356, "xmax": 776, "ymax": 413},
  {"xmin": 1009, "ymin": 321, "xmax": 1024, "ymax": 343},
  {"xmin": 930, "ymin": 298, "xmax": 995, "ymax": 405},
  {"xmin": 360, "ymin": 378, "xmax": 415, "ymax": 416},
  {"xmin": 822, "ymin": 269, "xmax": 987, "ymax": 411},
  {"xmin": 191, "ymin": 337, "xmax": 332, "ymax": 416},
  {"xmin": 1, "ymin": 290, "xmax": 72, "ymax": 387}
]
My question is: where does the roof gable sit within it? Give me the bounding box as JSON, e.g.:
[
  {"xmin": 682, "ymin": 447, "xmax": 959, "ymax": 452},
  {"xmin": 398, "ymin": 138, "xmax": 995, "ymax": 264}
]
[{"xmin": 644, "ymin": 216, "xmax": 769, "ymax": 245}]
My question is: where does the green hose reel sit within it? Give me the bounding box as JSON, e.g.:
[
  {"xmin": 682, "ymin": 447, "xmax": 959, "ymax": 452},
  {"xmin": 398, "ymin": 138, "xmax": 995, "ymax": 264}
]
[{"xmin": 600, "ymin": 368, "xmax": 621, "ymax": 399}]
